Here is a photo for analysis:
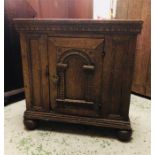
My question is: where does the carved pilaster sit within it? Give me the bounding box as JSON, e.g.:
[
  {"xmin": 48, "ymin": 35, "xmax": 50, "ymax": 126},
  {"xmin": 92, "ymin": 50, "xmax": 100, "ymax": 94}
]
[{"xmin": 57, "ymin": 63, "xmax": 67, "ymax": 99}]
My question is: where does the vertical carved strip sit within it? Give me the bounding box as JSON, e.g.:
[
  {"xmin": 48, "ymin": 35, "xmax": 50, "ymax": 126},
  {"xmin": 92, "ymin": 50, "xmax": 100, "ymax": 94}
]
[
  {"xmin": 58, "ymin": 71, "xmax": 65, "ymax": 99},
  {"xmin": 85, "ymin": 74, "xmax": 91, "ymax": 101},
  {"xmin": 57, "ymin": 63, "xmax": 67, "ymax": 100},
  {"xmin": 83, "ymin": 65, "xmax": 95, "ymax": 101},
  {"xmin": 83, "ymin": 68, "xmax": 94, "ymax": 102},
  {"xmin": 85, "ymin": 74, "xmax": 89, "ymax": 101}
]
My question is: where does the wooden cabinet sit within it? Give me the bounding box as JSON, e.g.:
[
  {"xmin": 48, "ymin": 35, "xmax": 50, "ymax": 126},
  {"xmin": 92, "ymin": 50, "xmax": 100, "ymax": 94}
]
[
  {"xmin": 14, "ymin": 19, "xmax": 142, "ymax": 141},
  {"xmin": 48, "ymin": 37, "xmax": 103, "ymax": 117}
]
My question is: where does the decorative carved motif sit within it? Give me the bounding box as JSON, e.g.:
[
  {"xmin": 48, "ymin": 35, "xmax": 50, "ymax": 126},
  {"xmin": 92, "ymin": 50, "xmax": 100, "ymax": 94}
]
[
  {"xmin": 58, "ymin": 71, "xmax": 65, "ymax": 99},
  {"xmin": 58, "ymin": 50, "xmax": 93, "ymax": 64},
  {"xmin": 56, "ymin": 49, "xmax": 95, "ymax": 104}
]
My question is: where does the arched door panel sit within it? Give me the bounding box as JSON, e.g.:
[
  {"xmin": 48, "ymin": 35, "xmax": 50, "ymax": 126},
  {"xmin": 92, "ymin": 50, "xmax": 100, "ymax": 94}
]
[{"xmin": 48, "ymin": 37, "xmax": 104, "ymax": 117}]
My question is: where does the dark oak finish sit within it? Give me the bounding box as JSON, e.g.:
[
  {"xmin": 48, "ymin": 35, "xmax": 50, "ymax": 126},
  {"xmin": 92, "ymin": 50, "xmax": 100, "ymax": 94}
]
[{"xmin": 14, "ymin": 19, "xmax": 142, "ymax": 141}]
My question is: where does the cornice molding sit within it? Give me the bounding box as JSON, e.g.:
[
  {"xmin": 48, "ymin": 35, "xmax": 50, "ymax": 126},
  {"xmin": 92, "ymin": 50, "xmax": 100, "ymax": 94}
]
[{"xmin": 14, "ymin": 19, "xmax": 143, "ymax": 34}]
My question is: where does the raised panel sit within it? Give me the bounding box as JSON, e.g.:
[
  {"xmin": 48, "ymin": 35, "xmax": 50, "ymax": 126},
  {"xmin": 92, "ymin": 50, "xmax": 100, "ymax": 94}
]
[
  {"xmin": 102, "ymin": 36, "xmax": 136, "ymax": 119},
  {"xmin": 110, "ymin": 37, "xmax": 130, "ymax": 115},
  {"xmin": 57, "ymin": 49, "xmax": 96, "ymax": 102},
  {"xmin": 65, "ymin": 55, "xmax": 86, "ymax": 99},
  {"xmin": 30, "ymin": 39, "xmax": 41, "ymax": 108},
  {"xmin": 26, "ymin": 35, "xmax": 49, "ymax": 111},
  {"xmin": 48, "ymin": 37, "xmax": 104, "ymax": 117},
  {"xmin": 19, "ymin": 33, "xmax": 32, "ymax": 110}
]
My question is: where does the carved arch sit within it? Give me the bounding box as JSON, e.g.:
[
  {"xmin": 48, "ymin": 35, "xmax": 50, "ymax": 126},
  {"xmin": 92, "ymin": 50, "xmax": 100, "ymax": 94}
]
[
  {"xmin": 58, "ymin": 49, "xmax": 93, "ymax": 65},
  {"xmin": 56, "ymin": 49, "xmax": 95, "ymax": 100}
]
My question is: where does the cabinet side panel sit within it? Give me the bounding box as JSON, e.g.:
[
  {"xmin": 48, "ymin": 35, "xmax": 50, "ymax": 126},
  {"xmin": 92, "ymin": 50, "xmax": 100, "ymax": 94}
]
[
  {"xmin": 19, "ymin": 33, "xmax": 32, "ymax": 110},
  {"xmin": 39, "ymin": 35, "xmax": 50, "ymax": 111},
  {"xmin": 110, "ymin": 37, "xmax": 130, "ymax": 116},
  {"xmin": 48, "ymin": 39, "xmax": 57, "ymax": 109},
  {"xmin": 119, "ymin": 36, "xmax": 137, "ymax": 117},
  {"xmin": 101, "ymin": 36, "xmax": 115, "ymax": 117},
  {"xmin": 102, "ymin": 35, "xmax": 136, "ymax": 120},
  {"xmin": 22, "ymin": 34, "xmax": 49, "ymax": 111},
  {"xmin": 30, "ymin": 39, "xmax": 42, "ymax": 108}
]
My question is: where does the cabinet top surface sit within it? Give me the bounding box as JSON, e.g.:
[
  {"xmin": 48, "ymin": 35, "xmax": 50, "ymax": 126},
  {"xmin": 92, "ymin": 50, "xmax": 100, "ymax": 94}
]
[
  {"xmin": 14, "ymin": 18, "xmax": 143, "ymax": 23},
  {"xmin": 14, "ymin": 18, "xmax": 143, "ymax": 34}
]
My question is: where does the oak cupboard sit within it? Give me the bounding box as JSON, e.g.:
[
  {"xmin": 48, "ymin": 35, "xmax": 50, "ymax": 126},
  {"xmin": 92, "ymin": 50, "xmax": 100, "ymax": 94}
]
[{"xmin": 14, "ymin": 19, "xmax": 142, "ymax": 141}]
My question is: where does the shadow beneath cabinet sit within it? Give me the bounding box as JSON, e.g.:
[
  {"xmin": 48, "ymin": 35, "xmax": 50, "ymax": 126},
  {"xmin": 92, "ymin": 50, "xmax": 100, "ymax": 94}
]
[{"xmin": 36, "ymin": 120, "xmax": 117, "ymax": 140}]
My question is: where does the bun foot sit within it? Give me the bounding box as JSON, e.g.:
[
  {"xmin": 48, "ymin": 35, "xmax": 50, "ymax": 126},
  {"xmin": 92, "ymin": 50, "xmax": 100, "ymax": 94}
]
[
  {"xmin": 24, "ymin": 119, "xmax": 38, "ymax": 130},
  {"xmin": 117, "ymin": 130, "xmax": 132, "ymax": 141}
]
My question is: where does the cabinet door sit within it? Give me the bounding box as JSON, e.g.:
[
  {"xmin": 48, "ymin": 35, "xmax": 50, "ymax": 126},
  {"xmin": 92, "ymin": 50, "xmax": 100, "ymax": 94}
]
[{"xmin": 48, "ymin": 37, "xmax": 104, "ymax": 117}]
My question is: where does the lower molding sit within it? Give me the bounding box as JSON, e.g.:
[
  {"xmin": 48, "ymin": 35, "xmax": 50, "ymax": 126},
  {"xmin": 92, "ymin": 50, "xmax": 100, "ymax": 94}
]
[{"xmin": 24, "ymin": 110, "xmax": 131, "ymax": 130}]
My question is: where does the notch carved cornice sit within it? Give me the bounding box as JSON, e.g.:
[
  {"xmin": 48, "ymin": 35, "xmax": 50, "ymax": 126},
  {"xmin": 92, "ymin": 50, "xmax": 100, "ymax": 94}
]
[{"xmin": 14, "ymin": 19, "xmax": 143, "ymax": 34}]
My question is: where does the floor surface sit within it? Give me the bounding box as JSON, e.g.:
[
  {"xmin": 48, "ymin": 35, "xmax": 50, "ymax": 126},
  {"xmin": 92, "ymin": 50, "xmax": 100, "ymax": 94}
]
[{"xmin": 4, "ymin": 94, "xmax": 151, "ymax": 155}]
